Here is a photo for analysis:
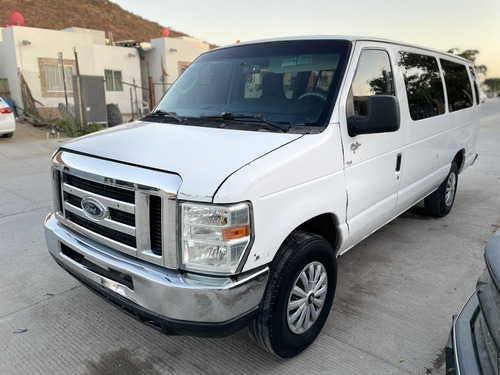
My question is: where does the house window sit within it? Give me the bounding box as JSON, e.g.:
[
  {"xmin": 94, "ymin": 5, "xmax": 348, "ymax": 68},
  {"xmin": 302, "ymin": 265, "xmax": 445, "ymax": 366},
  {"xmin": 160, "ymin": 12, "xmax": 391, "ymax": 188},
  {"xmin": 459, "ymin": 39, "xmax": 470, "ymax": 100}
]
[
  {"xmin": 44, "ymin": 65, "xmax": 74, "ymax": 92},
  {"xmin": 178, "ymin": 61, "xmax": 191, "ymax": 76},
  {"xmin": 38, "ymin": 58, "xmax": 76, "ymax": 98},
  {"xmin": 105, "ymin": 70, "xmax": 123, "ymax": 91}
]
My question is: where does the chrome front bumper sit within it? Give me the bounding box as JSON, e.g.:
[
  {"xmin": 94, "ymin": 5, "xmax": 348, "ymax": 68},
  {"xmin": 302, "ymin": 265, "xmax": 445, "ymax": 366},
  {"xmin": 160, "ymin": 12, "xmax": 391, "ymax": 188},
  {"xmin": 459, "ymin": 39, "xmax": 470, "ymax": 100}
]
[{"xmin": 44, "ymin": 212, "xmax": 268, "ymax": 335}]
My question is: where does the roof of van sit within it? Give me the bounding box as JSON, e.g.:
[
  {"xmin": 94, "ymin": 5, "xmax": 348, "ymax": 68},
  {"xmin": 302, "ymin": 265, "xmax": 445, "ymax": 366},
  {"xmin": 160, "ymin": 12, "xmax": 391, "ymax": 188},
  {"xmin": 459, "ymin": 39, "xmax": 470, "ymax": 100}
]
[{"xmin": 214, "ymin": 35, "xmax": 472, "ymax": 65}]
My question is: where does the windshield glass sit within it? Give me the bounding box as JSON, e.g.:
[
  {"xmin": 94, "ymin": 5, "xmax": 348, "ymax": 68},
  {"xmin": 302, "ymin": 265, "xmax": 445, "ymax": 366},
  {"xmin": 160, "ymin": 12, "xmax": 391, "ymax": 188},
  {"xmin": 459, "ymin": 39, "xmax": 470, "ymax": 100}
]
[{"xmin": 152, "ymin": 40, "xmax": 351, "ymax": 133}]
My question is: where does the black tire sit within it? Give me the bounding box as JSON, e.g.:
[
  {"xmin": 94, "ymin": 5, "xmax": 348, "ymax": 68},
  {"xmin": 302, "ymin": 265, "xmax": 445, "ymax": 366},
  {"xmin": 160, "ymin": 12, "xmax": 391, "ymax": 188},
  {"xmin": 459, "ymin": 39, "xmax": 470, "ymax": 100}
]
[
  {"xmin": 249, "ymin": 231, "xmax": 337, "ymax": 358},
  {"xmin": 424, "ymin": 162, "xmax": 458, "ymax": 217},
  {"xmin": 2, "ymin": 132, "xmax": 13, "ymax": 138}
]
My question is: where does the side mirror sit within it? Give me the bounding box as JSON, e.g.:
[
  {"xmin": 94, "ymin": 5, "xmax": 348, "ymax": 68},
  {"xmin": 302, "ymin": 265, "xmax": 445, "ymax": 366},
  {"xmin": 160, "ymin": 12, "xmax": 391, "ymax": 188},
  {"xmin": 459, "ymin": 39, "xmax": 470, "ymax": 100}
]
[{"xmin": 347, "ymin": 95, "xmax": 400, "ymax": 137}]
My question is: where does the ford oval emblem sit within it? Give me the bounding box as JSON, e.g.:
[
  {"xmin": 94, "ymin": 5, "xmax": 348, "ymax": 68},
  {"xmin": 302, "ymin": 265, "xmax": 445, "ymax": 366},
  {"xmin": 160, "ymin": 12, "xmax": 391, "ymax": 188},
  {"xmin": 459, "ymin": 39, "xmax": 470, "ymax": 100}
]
[{"xmin": 81, "ymin": 197, "xmax": 109, "ymax": 220}]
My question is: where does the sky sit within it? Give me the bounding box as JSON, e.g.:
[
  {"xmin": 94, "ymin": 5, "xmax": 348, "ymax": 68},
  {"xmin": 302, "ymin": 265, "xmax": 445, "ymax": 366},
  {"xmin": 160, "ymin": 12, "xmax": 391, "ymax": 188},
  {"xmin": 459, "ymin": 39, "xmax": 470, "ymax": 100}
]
[{"xmin": 110, "ymin": 0, "xmax": 500, "ymax": 77}]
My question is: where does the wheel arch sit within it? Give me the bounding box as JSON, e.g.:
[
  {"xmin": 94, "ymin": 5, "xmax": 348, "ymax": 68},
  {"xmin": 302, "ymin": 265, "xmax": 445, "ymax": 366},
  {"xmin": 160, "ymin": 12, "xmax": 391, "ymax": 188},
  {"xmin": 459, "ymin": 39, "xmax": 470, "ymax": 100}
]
[
  {"xmin": 294, "ymin": 213, "xmax": 341, "ymax": 254},
  {"xmin": 265, "ymin": 213, "xmax": 342, "ymax": 270},
  {"xmin": 453, "ymin": 149, "xmax": 465, "ymax": 173}
]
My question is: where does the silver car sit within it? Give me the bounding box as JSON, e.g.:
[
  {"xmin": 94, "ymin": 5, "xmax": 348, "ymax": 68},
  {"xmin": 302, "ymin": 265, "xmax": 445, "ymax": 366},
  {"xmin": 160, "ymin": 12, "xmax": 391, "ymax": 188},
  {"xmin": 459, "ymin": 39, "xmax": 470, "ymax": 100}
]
[{"xmin": 0, "ymin": 97, "xmax": 15, "ymax": 138}]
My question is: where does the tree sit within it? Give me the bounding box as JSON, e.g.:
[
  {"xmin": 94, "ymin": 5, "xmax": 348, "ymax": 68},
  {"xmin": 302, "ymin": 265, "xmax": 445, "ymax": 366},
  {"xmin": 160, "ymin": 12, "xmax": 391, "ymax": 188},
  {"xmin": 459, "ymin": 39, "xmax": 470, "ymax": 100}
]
[
  {"xmin": 447, "ymin": 49, "xmax": 487, "ymax": 75},
  {"xmin": 485, "ymin": 78, "xmax": 500, "ymax": 93}
]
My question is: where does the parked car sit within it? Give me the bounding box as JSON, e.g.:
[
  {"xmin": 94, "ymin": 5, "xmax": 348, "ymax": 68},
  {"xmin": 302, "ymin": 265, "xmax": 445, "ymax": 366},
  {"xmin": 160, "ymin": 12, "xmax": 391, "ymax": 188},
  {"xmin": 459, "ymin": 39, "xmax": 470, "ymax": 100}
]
[
  {"xmin": 45, "ymin": 36, "xmax": 481, "ymax": 358},
  {"xmin": 0, "ymin": 96, "xmax": 15, "ymax": 138},
  {"xmin": 446, "ymin": 229, "xmax": 500, "ymax": 374}
]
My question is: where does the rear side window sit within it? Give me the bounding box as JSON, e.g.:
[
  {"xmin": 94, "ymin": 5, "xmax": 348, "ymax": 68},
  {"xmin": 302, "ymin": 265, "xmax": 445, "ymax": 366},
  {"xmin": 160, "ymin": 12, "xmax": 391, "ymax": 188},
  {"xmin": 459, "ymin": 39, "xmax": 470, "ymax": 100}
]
[
  {"xmin": 349, "ymin": 49, "xmax": 395, "ymax": 116},
  {"xmin": 469, "ymin": 66, "xmax": 480, "ymax": 105},
  {"xmin": 440, "ymin": 59, "xmax": 473, "ymax": 112},
  {"xmin": 399, "ymin": 52, "xmax": 445, "ymax": 121}
]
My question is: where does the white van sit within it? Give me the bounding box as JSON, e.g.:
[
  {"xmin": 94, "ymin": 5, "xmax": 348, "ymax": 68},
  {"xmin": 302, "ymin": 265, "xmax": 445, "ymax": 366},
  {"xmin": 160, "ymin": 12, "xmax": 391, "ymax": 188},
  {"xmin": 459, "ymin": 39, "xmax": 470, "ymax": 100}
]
[{"xmin": 44, "ymin": 36, "xmax": 480, "ymax": 358}]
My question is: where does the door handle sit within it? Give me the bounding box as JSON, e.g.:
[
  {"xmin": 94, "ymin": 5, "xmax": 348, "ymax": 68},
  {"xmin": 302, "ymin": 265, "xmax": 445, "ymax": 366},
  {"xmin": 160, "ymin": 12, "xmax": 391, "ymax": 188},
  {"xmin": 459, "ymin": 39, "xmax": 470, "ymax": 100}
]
[{"xmin": 396, "ymin": 153, "xmax": 402, "ymax": 172}]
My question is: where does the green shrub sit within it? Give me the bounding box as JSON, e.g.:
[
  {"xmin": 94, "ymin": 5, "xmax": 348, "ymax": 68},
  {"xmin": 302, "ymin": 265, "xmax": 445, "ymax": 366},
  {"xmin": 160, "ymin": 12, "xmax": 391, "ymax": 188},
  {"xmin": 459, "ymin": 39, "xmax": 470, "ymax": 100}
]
[
  {"xmin": 55, "ymin": 119, "xmax": 104, "ymax": 137},
  {"xmin": 87, "ymin": 123, "xmax": 103, "ymax": 133},
  {"xmin": 56, "ymin": 117, "xmax": 80, "ymax": 137}
]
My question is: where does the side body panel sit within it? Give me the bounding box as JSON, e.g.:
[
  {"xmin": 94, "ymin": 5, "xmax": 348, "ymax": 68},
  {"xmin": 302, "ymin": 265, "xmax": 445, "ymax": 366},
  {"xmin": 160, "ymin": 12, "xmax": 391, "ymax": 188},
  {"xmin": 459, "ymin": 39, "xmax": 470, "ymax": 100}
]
[
  {"xmin": 394, "ymin": 45, "xmax": 480, "ymax": 212},
  {"xmin": 215, "ymin": 125, "xmax": 348, "ymax": 272},
  {"xmin": 337, "ymin": 42, "xmax": 404, "ymax": 251},
  {"xmin": 223, "ymin": 39, "xmax": 480, "ymax": 270},
  {"xmin": 333, "ymin": 40, "xmax": 480, "ymax": 254}
]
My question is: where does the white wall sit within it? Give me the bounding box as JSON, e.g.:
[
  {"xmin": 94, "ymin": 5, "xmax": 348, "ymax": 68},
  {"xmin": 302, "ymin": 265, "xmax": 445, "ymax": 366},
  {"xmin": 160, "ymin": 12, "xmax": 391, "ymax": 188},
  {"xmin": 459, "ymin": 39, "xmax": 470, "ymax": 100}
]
[
  {"xmin": 0, "ymin": 28, "xmax": 21, "ymax": 107},
  {"xmin": 63, "ymin": 27, "xmax": 107, "ymax": 45},
  {"xmin": 2, "ymin": 26, "xmax": 96, "ymax": 111},
  {"xmin": 93, "ymin": 44, "xmax": 142, "ymax": 116},
  {"xmin": 147, "ymin": 36, "xmax": 210, "ymax": 105},
  {"xmin": 0, "ymin": 26, "xmax": 210, "ymax": 117}
]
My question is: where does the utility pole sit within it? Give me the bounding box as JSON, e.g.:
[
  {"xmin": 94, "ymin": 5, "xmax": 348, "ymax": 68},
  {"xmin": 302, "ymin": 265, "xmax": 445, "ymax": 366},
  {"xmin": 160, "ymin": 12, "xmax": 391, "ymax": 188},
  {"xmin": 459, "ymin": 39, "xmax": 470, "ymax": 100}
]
[
  {"xmin": 147, "ymin": 61, "xmax": 155, "ymax": 109},
  {"xmin": 133, "ymin": 79, "xmax": 139, "ymax": 117},
  {"xmin": 58, "ymin": 52, "xmax": 69, "ymax": 109},
  {"xmin": 74, "ymin": 48, "xmax": 85, "ymax": 130},
  {"xmin": 129, "ymin": 87, "xmax": 134, "ymax": 120}
]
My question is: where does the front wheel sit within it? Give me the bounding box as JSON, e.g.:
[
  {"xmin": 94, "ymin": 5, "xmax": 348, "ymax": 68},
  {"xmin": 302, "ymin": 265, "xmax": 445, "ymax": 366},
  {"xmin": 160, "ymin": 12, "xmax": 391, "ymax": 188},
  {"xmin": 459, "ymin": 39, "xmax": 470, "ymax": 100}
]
[
  {"xmin": 249, "ymin": 231, "xmax": 336, "ymax": 358},
  {"xmin": 424, "ymin": 162, "xmax": 458, "ymax": 217}
]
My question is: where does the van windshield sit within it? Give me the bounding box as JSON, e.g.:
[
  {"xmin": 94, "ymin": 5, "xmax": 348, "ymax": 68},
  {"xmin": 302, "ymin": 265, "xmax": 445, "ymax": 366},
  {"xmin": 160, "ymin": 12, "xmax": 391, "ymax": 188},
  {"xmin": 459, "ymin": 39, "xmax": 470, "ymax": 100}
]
[{"xmin": 149, "ymin": 40, "xmax": 351, "ymax": 133}]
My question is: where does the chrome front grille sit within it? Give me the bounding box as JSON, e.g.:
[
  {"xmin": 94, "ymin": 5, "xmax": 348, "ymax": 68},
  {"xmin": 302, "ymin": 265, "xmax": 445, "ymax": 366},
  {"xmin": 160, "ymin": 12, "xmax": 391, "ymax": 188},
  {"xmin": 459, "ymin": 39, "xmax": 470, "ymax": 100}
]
[
  {"xmin": 51, "ymin": 150, "xmax": 182, "ymax": 268},
  {"xmin": 62, "ymin": 176, "xmax": 139, "ymax": 250}
]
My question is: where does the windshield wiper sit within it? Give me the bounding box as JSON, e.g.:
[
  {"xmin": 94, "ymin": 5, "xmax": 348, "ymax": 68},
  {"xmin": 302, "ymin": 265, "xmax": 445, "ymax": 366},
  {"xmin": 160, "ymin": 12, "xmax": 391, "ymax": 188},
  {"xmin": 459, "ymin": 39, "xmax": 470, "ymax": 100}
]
[
  {"xmin": 199, "ymin": 112, "xmax": 289, "ymax": 132},
  {"xmin": 147, "ymin": 109, "xmax": 184, "ymax": 122}
]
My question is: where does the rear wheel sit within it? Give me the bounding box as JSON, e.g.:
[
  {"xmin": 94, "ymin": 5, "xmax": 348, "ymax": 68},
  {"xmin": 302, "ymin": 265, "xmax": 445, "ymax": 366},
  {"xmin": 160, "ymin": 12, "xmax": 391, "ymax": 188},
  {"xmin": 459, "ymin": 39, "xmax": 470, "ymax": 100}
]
[
  {"xmin": 249, "ymin": 231, "xmax": 336, "ymax": 358},
  {"xmin": 424, "ymin": 162, "xmax": 458, "ymax": 217},
  {"xmin": 2, "ymin": 132, "xmax": 13, "ymax": 138}
]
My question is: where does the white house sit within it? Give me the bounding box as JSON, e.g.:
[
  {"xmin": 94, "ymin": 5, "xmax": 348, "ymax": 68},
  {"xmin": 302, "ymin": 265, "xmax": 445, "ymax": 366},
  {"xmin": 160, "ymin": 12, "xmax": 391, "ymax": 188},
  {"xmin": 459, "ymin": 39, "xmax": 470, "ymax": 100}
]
[
  {"xmin": 143, "ymin": 36, "xmax": 210, "ymax": 105},
  {"xmin": 0, "ymin": 26, "xmax": 141, "ymax": 120},
  {"xmin": 0, "ymin": 25, "xmax": 211, "ymax": 122}
]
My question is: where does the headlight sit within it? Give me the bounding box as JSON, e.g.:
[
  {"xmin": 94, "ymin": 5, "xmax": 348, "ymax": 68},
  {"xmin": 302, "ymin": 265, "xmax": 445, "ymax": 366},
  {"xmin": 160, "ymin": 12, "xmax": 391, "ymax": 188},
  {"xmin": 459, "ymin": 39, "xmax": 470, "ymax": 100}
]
[{"xmin": 180, "ymin": 202, "xmax": 252, "ymax": 275}]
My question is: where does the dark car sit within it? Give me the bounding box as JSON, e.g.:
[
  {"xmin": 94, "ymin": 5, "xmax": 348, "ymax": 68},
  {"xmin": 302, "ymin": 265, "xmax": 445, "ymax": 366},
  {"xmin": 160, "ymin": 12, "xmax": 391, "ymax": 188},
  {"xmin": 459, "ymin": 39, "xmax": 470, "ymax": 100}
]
[{"xmin": 447, "ymin": 229, "xmax": 500, "ymax": 374}]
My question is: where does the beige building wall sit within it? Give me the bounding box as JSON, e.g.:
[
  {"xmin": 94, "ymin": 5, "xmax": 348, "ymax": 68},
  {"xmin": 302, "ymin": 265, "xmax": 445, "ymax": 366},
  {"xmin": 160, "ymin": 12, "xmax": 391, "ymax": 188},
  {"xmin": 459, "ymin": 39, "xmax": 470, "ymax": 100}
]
[
  {"xmin": 0, "ymin": 26, "xmax": 96, "ymax": 117},
  {"xmin": 147, "ymin": 36, "xmax": 210, "ymax": 105},
  {"xmin": 93, "ymin": 44, "xmax": 142, "ymax": 116},
  {"xmin": 0, "ymin": 26, "xmax": 210, "ymax": 119}
]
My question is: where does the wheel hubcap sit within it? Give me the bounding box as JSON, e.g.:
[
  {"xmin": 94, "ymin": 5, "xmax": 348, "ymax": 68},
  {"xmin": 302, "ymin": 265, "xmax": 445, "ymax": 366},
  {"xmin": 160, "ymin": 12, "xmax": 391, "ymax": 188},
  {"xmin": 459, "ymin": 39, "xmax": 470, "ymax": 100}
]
[
  {"xmin": 445, "ymin": 172, "xmax": 457, "ymax": 207},
  {"xmin": 287, "ymin": 261, "xmax": 328, "ymax": 335}
]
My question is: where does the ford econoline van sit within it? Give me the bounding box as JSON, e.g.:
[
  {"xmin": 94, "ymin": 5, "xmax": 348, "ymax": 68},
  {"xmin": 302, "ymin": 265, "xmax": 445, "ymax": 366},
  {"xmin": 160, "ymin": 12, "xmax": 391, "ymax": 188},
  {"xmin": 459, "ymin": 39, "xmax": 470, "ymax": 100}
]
[{"xmin": 44, "ymin": 36, "xmax": 480, "ymax": 358}]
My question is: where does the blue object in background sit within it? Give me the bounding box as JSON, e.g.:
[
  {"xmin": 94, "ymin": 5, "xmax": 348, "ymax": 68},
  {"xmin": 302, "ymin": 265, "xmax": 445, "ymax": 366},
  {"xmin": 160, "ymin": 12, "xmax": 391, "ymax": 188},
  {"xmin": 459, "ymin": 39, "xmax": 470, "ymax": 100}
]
[{"xmin": 3, "ymin": 98, "xmax": 17, "ymax": 117}]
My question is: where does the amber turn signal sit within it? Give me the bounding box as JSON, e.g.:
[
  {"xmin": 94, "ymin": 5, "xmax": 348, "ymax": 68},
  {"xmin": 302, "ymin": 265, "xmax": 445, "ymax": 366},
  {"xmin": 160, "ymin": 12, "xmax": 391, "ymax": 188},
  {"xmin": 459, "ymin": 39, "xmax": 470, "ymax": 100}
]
[{"xmin": 223, "ymin": 225, "xmax": 250, "ymax": 241}]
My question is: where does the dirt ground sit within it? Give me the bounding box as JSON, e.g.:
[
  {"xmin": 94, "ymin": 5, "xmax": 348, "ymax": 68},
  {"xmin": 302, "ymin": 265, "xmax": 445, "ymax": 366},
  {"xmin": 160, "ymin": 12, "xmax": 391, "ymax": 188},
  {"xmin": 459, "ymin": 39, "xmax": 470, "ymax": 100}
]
[{"xmin": 2, "ymin": 118, "xmax": 69, "ymax": 143}]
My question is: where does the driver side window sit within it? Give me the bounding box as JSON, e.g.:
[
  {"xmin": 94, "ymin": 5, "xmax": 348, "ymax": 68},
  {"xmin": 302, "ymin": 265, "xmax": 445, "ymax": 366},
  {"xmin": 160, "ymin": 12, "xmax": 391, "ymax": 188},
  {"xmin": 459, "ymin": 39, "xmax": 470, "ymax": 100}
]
[{"xmin": 347, "ymin": 49, "xmax": 395, "ymax": 117}]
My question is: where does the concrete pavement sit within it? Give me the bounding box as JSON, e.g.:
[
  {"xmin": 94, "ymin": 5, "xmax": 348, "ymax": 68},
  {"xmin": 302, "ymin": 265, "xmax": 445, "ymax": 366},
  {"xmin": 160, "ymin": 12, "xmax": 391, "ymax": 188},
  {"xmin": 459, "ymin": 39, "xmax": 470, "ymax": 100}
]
[{"xmin": 0, "ymin": 101, "xmax": 499, "ymax": 374}]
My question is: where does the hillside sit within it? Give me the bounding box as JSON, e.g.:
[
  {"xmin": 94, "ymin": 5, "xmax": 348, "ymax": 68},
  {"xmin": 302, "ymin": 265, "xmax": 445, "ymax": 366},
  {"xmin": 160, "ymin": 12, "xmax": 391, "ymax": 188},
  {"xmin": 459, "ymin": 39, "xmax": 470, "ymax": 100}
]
[{"xmin": 1, "ymin": 0, "xmax": 191, "ymax": 42}]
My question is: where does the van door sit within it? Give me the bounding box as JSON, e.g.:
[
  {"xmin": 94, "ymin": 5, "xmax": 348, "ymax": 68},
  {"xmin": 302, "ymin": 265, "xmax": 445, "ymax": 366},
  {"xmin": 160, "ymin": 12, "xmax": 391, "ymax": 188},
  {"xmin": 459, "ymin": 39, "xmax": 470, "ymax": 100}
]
[
  {"xmin": 338, "ymin": 43, "xmax": 404, "ymax": 251},
  {"xmin": 394, "ymin": 49, "xmax": 449, "ymax": 211}
]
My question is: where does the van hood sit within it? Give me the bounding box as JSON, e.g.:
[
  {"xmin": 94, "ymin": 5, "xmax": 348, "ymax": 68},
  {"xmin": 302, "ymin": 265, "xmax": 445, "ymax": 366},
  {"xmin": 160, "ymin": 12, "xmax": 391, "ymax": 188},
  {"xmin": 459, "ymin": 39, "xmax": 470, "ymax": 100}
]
[{"xmin": 61, "ymin": 121, "xmax": 302, "ymax": 201}]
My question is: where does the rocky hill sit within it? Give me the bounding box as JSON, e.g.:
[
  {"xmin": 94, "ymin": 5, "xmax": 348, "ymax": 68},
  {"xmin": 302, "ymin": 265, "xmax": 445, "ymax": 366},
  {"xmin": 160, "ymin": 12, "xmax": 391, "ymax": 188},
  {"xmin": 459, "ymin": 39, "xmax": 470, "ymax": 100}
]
[{"xmin": 1, "ymin": 0, "xmax": 191, "ymax": 43}]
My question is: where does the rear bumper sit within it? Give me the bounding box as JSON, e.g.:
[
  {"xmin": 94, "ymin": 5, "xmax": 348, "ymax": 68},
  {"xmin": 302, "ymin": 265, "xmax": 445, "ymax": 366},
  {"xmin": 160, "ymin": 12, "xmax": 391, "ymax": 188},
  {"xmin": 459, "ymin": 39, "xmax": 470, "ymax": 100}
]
[
  {"xmin": 44, "ymin": 212, "xmax": 269, "ymax": 337},
  {"xmin": 0, "ymin": 116, "xmax": 15, "ymax": 135}
]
